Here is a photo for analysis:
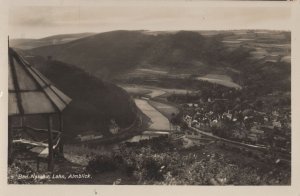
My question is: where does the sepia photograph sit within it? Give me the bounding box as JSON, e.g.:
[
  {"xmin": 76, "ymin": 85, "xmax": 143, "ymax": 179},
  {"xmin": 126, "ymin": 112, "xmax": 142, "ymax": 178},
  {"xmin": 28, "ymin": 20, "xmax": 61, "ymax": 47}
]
[{"xmin": 5, "ymin": 1, "xmax": 293, "ymax": 187}]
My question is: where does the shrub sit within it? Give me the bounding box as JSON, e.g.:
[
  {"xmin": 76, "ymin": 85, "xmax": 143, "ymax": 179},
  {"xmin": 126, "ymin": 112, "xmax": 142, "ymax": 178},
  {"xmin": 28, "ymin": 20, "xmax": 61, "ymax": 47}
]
[
  {"xmin": 86, "ymin": 155, "xmax": 118, "ymax": 174},
  {"xmin": 8, "ymin": 161, "xmax": 49, "ymax": 184},
  {"xmin": 123, "ymin": 160, "xmax": 136, "ymax": 176},
  {"xmin": 141, "ymin": 157, "xmax": 164, "ymax": 181}
]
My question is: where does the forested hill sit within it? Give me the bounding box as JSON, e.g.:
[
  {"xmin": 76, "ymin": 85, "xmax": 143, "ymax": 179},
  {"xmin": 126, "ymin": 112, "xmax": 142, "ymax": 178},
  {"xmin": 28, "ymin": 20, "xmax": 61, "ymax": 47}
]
[
  {"xmin": 26, "ymin": 30, "xmax": 290, "ymax": 94},
  {"xmin": 25, "ymin": 56, "xmax": 138, "ymax": 140}
]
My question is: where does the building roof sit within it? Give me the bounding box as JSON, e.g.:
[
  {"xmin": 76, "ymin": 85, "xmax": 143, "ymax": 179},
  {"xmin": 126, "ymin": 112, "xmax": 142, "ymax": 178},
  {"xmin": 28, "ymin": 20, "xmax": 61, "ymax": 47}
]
[{"xmin": 8, "ymin": 48, "xmax": 71, "ymax": 116}]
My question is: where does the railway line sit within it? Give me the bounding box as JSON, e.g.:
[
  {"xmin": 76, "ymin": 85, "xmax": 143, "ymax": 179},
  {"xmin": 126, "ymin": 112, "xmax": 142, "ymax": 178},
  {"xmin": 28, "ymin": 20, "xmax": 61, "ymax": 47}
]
[{"xmin": 189, "ymin": 126, "xmax": 291, "ymax": 163}]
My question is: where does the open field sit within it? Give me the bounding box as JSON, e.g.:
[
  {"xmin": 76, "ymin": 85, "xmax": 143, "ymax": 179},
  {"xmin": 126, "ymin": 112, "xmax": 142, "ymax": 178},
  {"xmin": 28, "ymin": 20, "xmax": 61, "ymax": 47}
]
[
  {"xmin": 218, "ymin": 31, "xmax": 290, "ymax": 64},
  {"xmin": 117, "ymin": 85, "xmax": 152, "ymax": 96},
  {"xmin": 119, "ymin": 84, "xmax": 191, "ymax": 98},
  {"xmin": 119, "ymin": 85, "xmax": 165, "ymax": 98},
  {"xmin": 148, "ymin": 100, "xmax": 179, "ymax": 120},
  {"xmin": 196, "ymin": 74, "xmax": 242, "ymax": 89}
]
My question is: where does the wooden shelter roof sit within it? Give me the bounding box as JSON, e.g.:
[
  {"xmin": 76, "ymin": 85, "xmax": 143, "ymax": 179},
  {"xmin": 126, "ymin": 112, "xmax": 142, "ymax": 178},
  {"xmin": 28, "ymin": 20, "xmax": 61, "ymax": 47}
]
[{"xmin": 8, "ymin": 48, "xmax": 71, "ymax": 116}]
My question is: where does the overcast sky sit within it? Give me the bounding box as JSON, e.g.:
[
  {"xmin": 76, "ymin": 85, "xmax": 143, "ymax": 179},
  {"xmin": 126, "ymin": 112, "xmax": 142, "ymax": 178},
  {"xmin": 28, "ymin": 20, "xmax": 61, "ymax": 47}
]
[{"xmin": 9, "ymin": 3, "xmax": 291, "ymax": 39}]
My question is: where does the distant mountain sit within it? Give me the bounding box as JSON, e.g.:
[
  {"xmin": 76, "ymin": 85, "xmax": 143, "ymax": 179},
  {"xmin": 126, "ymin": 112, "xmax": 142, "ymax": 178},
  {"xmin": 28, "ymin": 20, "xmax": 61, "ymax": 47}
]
[
  {"xmin": 27, "ymin": 30, "xmax": 230, "ymax": 77},
  {"xmin": 10, "ymin": 32, "xmax": 95, "ymax": 50},
  {"xmin": 24, "ymin": 56, "xmax": 138, "ymax": 141},
  {"xmin": 26, "ymin": 30, "xmax": 291, "ymax": 94}
]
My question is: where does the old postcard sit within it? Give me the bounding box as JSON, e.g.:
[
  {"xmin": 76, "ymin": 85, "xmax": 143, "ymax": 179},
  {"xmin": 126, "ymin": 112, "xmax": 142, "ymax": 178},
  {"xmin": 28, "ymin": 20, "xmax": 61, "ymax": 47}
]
[{"xmin": 1, "ymin": 0, "xmax": 300, "ymax": 195}]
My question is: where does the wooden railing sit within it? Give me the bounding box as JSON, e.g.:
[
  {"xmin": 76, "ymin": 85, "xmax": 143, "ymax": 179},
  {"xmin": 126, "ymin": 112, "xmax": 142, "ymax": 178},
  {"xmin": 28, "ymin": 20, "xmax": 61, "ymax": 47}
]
[{"xmin": 12, "ymin": 126, "xmax": 61, "ymax": 147}]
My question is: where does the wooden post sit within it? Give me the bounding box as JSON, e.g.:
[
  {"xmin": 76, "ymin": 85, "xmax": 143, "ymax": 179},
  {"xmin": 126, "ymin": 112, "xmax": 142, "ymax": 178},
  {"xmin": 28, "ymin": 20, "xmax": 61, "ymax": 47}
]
[
  {"xmin": 36, "ymin": 158, "xmax": 40, "ymax": 171},
  {"xmin": 58, "ymin": 113, "xmax": 64, "ymax": 155},
  {"xmin": 8, "ymin": 116, "xmax": 13, "ymax": 165},
  {"xmin": 48, "ymin": 115, "xmax": 54, "ymax": 171},
  {"xmin": 20, "ymin": 116, "xmax": 24, "ymax": 128}
]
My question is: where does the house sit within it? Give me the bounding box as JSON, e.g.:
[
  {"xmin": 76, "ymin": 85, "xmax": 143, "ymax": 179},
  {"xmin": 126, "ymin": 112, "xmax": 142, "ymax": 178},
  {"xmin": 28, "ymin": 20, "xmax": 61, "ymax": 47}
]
[
  {"xmin": 170, "ymin": 131, "xmax": 184, "ymax": 140},
  {"xmin": 184, "ymin": 115, "xmax": 192, "ymax": 126},
  {"xmin": 76, "ymin": 131, "xmax": 103, "ymax": 142},
  {"xmin": 187, "ymin": 103, "xmax": 194, "ymax": 107},
  {"xmin": 185, "ymin": 130, "xmax": 202, "ymax": 140},
  {"xmin": 272, "ymin": 120, "xmax": 282, "ymax": 128},
  {"xmin": 232, "ymin": 129, "xmax": 246, "ymax": 139},
  {"xmin": 247, "ymin": 133, "xmax": 258, "ymax": 142},
  {"xmin": 109, "ymin": 119, "xmax": 120, "ymax": 135},
  {"xmin": 250, "ymin": 126, "xmax": 265, "ymax": 135}
]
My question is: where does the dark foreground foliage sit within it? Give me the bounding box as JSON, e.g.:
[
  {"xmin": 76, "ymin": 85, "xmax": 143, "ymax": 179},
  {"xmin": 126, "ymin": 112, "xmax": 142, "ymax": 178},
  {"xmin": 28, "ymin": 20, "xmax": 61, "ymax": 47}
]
[
  {"xmin": 8, "ymin": 161, "xmax": 49, "ymax": 184},
  {"xmin": 85, "ymin": 137, "xmax": 291, "ymax": 185}
]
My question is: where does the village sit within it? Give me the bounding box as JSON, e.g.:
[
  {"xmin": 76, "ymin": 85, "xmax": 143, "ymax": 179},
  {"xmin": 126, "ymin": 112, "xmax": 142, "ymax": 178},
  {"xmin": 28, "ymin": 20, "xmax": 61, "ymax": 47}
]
[{"xmin": 175, "ymin": 86, "xmax": 291, "ymax": 152}]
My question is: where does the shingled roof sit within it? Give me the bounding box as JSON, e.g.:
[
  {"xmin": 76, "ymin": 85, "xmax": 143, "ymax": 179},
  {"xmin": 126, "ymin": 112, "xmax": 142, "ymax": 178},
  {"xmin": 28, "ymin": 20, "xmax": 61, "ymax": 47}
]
[{"xmin": 8, "ymin": 48, "xmax": 71, "ymax": 116}]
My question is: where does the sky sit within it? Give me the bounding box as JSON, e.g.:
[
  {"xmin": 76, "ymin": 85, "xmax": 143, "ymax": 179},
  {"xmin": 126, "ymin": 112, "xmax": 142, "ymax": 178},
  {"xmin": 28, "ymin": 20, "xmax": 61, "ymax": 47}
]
[{"xmin": 8, "ymin": 3, "xmax": 291, "ymax": 39}]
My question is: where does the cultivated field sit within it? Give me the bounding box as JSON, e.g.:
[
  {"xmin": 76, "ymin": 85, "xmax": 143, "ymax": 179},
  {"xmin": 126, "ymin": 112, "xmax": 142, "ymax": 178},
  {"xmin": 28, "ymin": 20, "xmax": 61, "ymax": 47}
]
[
  {"xmin": 119, "ymin": 84, "xmax": 191, "ymax": 98},
  {"xmin": 196, "ymin": 74, "xmax": 242, "ymax": 89}
]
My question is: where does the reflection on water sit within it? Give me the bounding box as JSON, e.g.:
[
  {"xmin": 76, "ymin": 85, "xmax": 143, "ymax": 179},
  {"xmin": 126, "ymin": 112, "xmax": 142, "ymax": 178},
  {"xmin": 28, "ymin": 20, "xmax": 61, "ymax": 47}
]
[
  {"xmin": 126, "ymin": 131, "xmax": 169, "ymax": 143},
  {"xmin": 126, "ymin": 134, "xmax": 158, "ymax": 143}
]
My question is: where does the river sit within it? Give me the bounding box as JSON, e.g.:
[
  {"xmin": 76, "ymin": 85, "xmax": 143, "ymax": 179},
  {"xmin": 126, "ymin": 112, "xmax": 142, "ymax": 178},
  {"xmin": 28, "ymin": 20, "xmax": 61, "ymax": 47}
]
[
  {"xmin": 126, "ymin": 99, "xmax": 172, "ymax": 142},
  {"xmin": 134, "ymin": 99, "xmax": 170, "ymax": 130}
]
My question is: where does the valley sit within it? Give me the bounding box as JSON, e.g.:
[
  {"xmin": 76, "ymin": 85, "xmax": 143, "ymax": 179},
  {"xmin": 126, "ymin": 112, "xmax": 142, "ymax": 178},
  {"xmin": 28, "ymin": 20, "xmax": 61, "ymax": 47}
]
[{"xmin": 9, "ymin": 30, "xmax": 291, "ymax": 185}]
